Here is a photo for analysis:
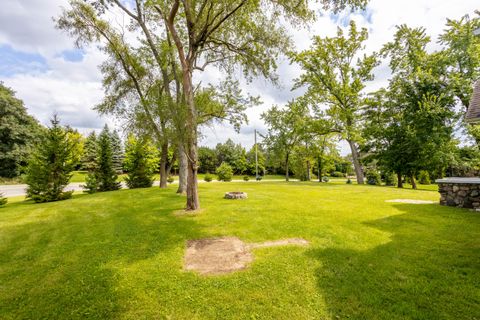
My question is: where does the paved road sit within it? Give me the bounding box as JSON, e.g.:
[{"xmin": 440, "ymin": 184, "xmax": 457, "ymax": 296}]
[{"xmin": 0, "ymin": 179, "xmax": 289, "ymax": 197}]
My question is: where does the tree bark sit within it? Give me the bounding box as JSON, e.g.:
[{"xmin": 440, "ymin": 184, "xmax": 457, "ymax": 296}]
[
  {"xmin": 410, "ymin": 174, "xmax": 417, "ymax": 189},
  {"xmin": 159, "ymin": 142, "xmax": 168, "ymax": 188},
  {"xmin": 165, "ymin": 4, "xmax": 200, "ymax": 210},
  {"xmin": 306, "ymin": 160, "xmax": 310, "ymax": 181},
  {"xmin": 285, "ymin": 152, "xmax": 290, "ymax": 182},
  {"xmin": 347, "ymin": 139, "xmax": 364, "ymax": 184},
  {"xmin": 397, "ymin": 172, "xmax": 403, "ymax": 188},
  {"xmin": 177, "ymin": 143, "xmax": 187, "ymax": 194}
]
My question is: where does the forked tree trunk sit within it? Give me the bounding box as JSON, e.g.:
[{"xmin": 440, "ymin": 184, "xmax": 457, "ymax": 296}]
[
  {"xmin": 177, "ymin": 143, "xmax": 187, "ymax": 194},
  {"xmin": 347, "ymin": 139, "xmax": 364, "ymax": 184},
  {"xmin": 183, "ymin": 70, "xmax": 200, "ymax": 210},
  {"xmin": 397, "ymin": 172, "xmax": 403, "ymax": 188},
  {"xmin": 159, "ymin": 142, "xmax": 169, "ymax": 188}
]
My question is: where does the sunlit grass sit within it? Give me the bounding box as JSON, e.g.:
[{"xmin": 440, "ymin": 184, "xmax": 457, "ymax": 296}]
[{"xmin": 0, "ymin": 182, "xmax": 478, "ymax": 319}]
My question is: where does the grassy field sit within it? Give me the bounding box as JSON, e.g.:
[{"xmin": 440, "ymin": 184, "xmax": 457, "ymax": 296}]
[{"xmin": 0, "ymin": 182, "xmax": 479, "ymax": 319}]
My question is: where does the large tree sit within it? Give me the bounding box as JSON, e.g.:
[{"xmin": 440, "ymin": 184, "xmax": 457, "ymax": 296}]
[
  {"xmin": 262, "ymin": 99, "xmax": 310, "ymax": 181},
  {"xmin": 291, "ymin": 21, "xmax": 378, "ymax": 184},
  {"xmin": 439, "ymin": 12, "xmax": 480, "ymax": 145},
  {"xmin": 59, "ymin": 0, "xmax": 367, "ymax": 210},
  {"xmin": 363, "ymin": 25, "xmax": 456, "ymax": 188},
  {"xmin": 0, "ymin": 83, "xmax": 42, "ymax": 178}
]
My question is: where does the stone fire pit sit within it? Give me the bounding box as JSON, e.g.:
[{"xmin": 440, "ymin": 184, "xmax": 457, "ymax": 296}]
[
  {"xmin": 224, "ymin": 191, "xmax": 248, "ymax": 199},
  {"xmin": 436, "ymin": 177, "xmax": 480, "ymax": 210}
]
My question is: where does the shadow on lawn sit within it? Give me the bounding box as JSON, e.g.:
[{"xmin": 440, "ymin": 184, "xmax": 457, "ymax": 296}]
[
  {"xmin": 0, "ymin": 189, "xmax": 205, "ymax": 319},
  {"xmin": 308, "ymin": 204, "xmax": 480, "ymax": 319}
]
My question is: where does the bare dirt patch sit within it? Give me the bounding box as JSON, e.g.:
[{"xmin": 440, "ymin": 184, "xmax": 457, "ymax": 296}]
[
  {"xmin": 385, "ymin": 199, "xmax": 436, "ymax": 204},
  {"xmin": 184, "ymin": 237, "xmax": 309, "ymax": 275}
]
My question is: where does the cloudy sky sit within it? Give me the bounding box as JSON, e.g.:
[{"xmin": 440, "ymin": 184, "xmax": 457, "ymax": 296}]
[{"xmin": 1, "ymin": 0, "xmax": 478, "ymax": 154}]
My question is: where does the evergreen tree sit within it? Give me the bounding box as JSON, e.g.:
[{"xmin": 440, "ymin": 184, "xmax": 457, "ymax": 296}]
[
  {"xmin": 96, "ymin": 125, "xmax": 121, "ymax": 191},
  {"xmin": 110, "ymin": 129, "xmax": 124, "ymax": 174},
  {"xmin": 24, "ymin": 115, "xmax": 76, "ymax": 203},
  {"xmin": 124, "ymin": 134, "xmax": 159, "ymax": 188},
  {"xmin": 81, "ymin": 131, "xmax": 98, "ymax": 171},
  {"xmin": 0, "ymin": 83, "xmax": 43, "ymax": 178},
  {"xmin": 0, "ymin": 192, "xmax": 7, "ymax": 207}
]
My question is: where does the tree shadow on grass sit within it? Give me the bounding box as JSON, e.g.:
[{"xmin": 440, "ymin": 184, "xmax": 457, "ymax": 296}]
[
  {"xmin": 308, "ymin": 204, "xmax": 480, "ymax": 320},
  {"xmin": 0, "ymin": 188, "xmax": 206, "ymax": 319}
]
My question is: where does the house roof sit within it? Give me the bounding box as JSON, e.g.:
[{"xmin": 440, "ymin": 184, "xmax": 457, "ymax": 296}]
[{"xmin": 466, "ymin": 80, "xmax": 480, "ymax": 124}]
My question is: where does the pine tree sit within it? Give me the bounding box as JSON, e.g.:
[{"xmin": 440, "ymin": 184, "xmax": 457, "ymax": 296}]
[
  {"xmin": 81, "ymin": 131, "xmax": 98, "ymax": 171},
  {"xmin": 96, "ymin": 125, "xmax": 121, "ymax": 191},
  {"xmin": 0, "ymin": 192, "xmax": 7, "ymax": 207},
  {"xmin": 24, "ymin": 115, "xmax": 76, "ymax": 203},
  {"xmin": 110, "ymin": 129, "xmax": 124, "ymax": 174},
  {"xmin": 124, "ymin": 134, "xmax": 159, "ymax": 188}
]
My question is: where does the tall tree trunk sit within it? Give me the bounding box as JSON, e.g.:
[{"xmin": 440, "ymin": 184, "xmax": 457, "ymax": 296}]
[
  {"xmin": 285, "ymin": 152, "xmax": 290, "ymax": 182},
  {"xmin": 397, "ymin": 172, "xmax": 403, "ymax": 188},
  {"xmin": 183, "ymin": 71, "xmax": 200, "ymax": 210},
  {"xmin": 177, "ymin": 143, "xmax": 187, "ymax": 194},
  {"xmin": 318, "ymin": 157, "xmax": 322, "ymax": 182},
  {"xmin": 410, "ymin": 174, "xmax": 417, "ymax": 190},
  {"xmin": 347, "ymin": 139, "xmax": 364, "ymax": 184},
  {"xmin": 165, "ymin": 7, "xmax": 200, "ymax": 210},
  {"xmin": 306, "ymin": 160, "xmax": 310, "ymax": 181},
  {"xmin": 159, "ymin": 142, "xmax": 168, "ymax": 188}
]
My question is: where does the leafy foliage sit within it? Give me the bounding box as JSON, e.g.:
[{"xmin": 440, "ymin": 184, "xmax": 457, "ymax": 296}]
[
  {"xmin": 418, "ymin": 171, "xmax": 431, "ymax": 185},
  {"xmin": 292, "ymin": 21, "xmax": 378, "ymax": 184},
  {"xmin": 366, "ymin": 170, "xmax": 381, "ymax": 186},
  {"xmin": 81, "ymin": 132, "xmax": 98, "ymax": 171},
  {"xmin": 24, "ymin": 115, "xmax": 76, "ymax": 203},
  {"xmin": 94, "ymin": 125, "xmax": 121, "ymax": 192},
  {"xmin": 124, "ymin": 135, "xmax": 159, "ymax": 189},
  {"xmin": 216, "ymin": 162, "xmax": 233, "ymax": 182},
  {"xmin": 384, "ymin": 172, "xmax": 398, "ymax": 186},
  {"xmin": 110, "ymin": 130, "xmax": 124, "ymax": 174},
  {"xmin": 0, "ymin": 83, "xmax": 42, "ymax": 178}
]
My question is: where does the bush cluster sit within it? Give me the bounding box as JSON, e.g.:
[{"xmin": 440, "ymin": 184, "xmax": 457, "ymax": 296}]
[
  {"xmin": 366, "ymin": 170, "xmax": 381, "ymax": 186},
  {"xmin": 216, "ymin": 162, "xmax": 233, "ymax": 182}
]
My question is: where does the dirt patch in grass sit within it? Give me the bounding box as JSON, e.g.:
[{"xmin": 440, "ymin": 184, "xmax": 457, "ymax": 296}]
[
  {"xmin": 385, "ymin": 199, "xmax": 436, "ymax": 204},
  {"xmin": 184, "ymin": 237, "xmax": 309, "ymax": 275}
]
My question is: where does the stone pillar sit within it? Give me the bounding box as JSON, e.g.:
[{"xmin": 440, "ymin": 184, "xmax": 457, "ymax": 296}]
[{"xmin": 436, "ymin": 178, "xmax": 480, "ymax": 210}]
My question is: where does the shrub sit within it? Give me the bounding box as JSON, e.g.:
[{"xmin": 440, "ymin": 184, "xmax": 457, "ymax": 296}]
[
  {"xmin": 322, "ymin": 176, "xmax": 329, "ymax": 182},
  {"xmin": 243, "ymin": 175, "xmax": 250, "ymax": 181},
  {"xmin": 346, "ymin": 178, "xmax": 352, "ymax": 184},
  {"xmin": 83, "ymin": 173, "xmax": 98, "ymax": 194},
  {"xmin": 384, "ymin": 172, "xmax": 398, "ymax": 186},
  {"xmin": 124, "ymin": 135, "xmax": 160, "ymax": 189},
  {"xmin": 167, "ymin": 176, "xmax": 174, "ymax": 184},
  {"xmin": 95, "ymin": 126, "xmax": 121, "ymax": 192},
  {"xmin": 204, "ymin": 174, "xmax": 213, "ymax": 182},
  {"xmin": 331, "ymin": 171, "xmax": 344, "ymax": 177},
  {"xmin": 366, "ymin": 170, "xmax": 381, "ymax": 186},
  {"xmin": 256, "ymin": 175, "xmax": 262, "ymax": 181},
  {"xmin": 418, "ymin": 170, "xmax": 431, "ymax": 185},
  {"xmin": 216, "ymin": 162, "xmax": 233, "ymax": 181},
  {"xmin": 24, "ymin": 115, "xmax": 76, "ymax": 203},
  {"xmin": 0, "ymin": 193, "xmax": 7, "ymax": 207}
]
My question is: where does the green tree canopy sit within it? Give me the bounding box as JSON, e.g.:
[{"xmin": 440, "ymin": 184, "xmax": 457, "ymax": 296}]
[{"xmin": 0, "ymin": 83, "xmax": 42, "ymax": 178}]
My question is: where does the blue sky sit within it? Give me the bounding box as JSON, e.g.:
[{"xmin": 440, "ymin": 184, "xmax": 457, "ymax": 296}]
[{"xmin": 0, "ymin": 0, "xmax": 479, "ymax": 153}]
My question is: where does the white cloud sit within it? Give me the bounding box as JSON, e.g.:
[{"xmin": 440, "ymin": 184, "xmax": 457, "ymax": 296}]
[{"xmin": 0, "ymin": 0, "xmax": 478, "ymax": 155}]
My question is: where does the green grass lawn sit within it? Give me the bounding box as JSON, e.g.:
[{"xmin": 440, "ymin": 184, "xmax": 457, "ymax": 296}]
[{"xmin": 1, "ymin": 182, "xmax": 479, "ymax": 319}]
